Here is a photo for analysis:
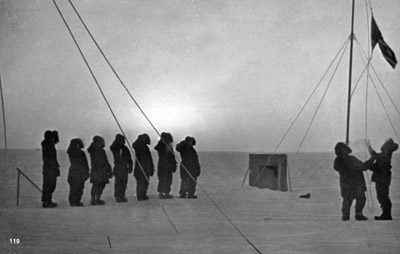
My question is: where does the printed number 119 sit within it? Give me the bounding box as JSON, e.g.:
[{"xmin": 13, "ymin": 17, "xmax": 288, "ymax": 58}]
[{"xmin": 10, "ymin": 238, "xmax": 20, "ymax": 244}]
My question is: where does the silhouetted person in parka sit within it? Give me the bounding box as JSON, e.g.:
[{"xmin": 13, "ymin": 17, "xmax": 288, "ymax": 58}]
[
  {"xmin": 88, "ymin": 136, "xmax": 113, "ymax": 205},
  {"xmin": 110, "ymin": 134, "xmax": 133, "ymax": 203},
  {"xmin": 176, "ymin": 136, "xmax": 201, "ymax": 199},
  {"xmin": 132, "ymin": 133, "xmax": 154, "ymax": 201},
  {"xmin": 367, "ymin": 138, "xmax": 399, "ymax": 220},
  {"xmin": 67, "ymin": 138, "xmax": 90, "ymax": 207},
  {"xmin": 333, "ymin": 142, "xmax": 374, "ymax": 221},
  {"xmin": 155, "ymin": 132, "xmax": 176, "ymax": 199},
  {"xmin": 41, "ymin": 130, "xmax": 60, "ymax": 208}
]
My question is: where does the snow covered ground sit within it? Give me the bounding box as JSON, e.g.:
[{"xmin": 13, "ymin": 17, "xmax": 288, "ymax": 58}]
[{"xmin": 1, "ymin": 151, "xmax": 399, "ymax": 253}]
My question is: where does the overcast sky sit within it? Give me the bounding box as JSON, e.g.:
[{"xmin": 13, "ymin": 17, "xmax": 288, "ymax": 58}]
[{"xmin": 0, "ymin": 0, "xmax": 399, "ymax": 152}]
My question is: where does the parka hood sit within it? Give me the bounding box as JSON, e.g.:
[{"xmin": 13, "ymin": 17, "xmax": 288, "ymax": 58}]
[
  {"xmin": 88, "ymin": 135, "xmax": 105, "ymax": 152},
  {"xmin": 380, "ymin": 138, "xmax": 399, "ymax": 153},
  {"xmin": 67, "ymin": 138, "xmax": 84, "ymax": 154},
  {"xmin": 334, "ymin": 142, "xmax": 352, "ymax": 157}
]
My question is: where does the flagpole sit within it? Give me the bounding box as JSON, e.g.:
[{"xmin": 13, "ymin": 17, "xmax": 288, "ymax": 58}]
[{"xmin": 346, "ymin": 0, "xmax": 356, "ymax": 145}]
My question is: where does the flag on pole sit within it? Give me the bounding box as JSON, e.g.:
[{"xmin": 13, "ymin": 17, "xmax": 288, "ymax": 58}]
[
  {"xmin": 371, "ymin": 15, "xmax": 397, "ymax": 69},
  {"xmin": 371, "ymin": 16, "xmax": 382, "ymax": 50},
  {"xmin": 378, "ymin": 40, "xmax": 397, "ymax": 69}
]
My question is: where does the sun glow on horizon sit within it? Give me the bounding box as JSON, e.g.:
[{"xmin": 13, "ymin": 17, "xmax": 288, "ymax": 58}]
[{"xmin": 143, "ymin": 106, "xmax": 199, "ymax": 131}]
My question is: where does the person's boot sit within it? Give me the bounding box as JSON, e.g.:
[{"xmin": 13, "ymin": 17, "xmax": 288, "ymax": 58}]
[
  {"xmin": 341, "ymin": 208, "xmax": 350, "ymax": 221},
  {"xmin": 179, "ymin": 193, "xmax": 187, "ymax": 199},
  {"xmin": 90, "ymin": 194, "xmax": 98, "ymax": 205},
  {"xmin": 375, "ymin": 209, "xmax": 392, "ymax": 220},
  {"xmin": 43, "ymin": 201, "xmax": 57, "ymax": 208},
  {"xmin": 355, "ymin": 212, "xmax": 368, "ymax": 221},
  {"xmin": 138, "ymin": 193, "xmax": 149, "ymax": 201},
  {"xmin": 187, "ymin": 193, "xmax": 197, "ymax": 199},
  {"xmin": 159, "ymin": 192, "xmax": 166, "ymax": 199},
  {"xmin": 97, "ymin": 194, "xmax": 105, "ymax": 205}
]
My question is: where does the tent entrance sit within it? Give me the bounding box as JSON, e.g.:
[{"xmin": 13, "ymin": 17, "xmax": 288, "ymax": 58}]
[{"xmin": 248, "ymin": 154, "xmax": 288, "ymax": 191}]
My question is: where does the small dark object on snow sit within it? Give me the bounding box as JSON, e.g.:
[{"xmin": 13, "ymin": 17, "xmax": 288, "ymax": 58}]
[{"xmin": 299, "ymin": 193, "xmax": 311, "ymax": 199}]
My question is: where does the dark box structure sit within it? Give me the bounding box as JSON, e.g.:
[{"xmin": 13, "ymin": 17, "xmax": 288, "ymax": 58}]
[{"xmin": 248, "ymin": 154, "xmax": 288, "ymax": 191}]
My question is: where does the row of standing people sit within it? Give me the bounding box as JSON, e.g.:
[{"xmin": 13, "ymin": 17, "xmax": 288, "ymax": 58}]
[
  {"xmin": 41, "ymin": 130, "xmax": 201, "ymax": 208},
  {"xmin": 333, "ymin": 138, "xmax": 398, "ymax": 221}
]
